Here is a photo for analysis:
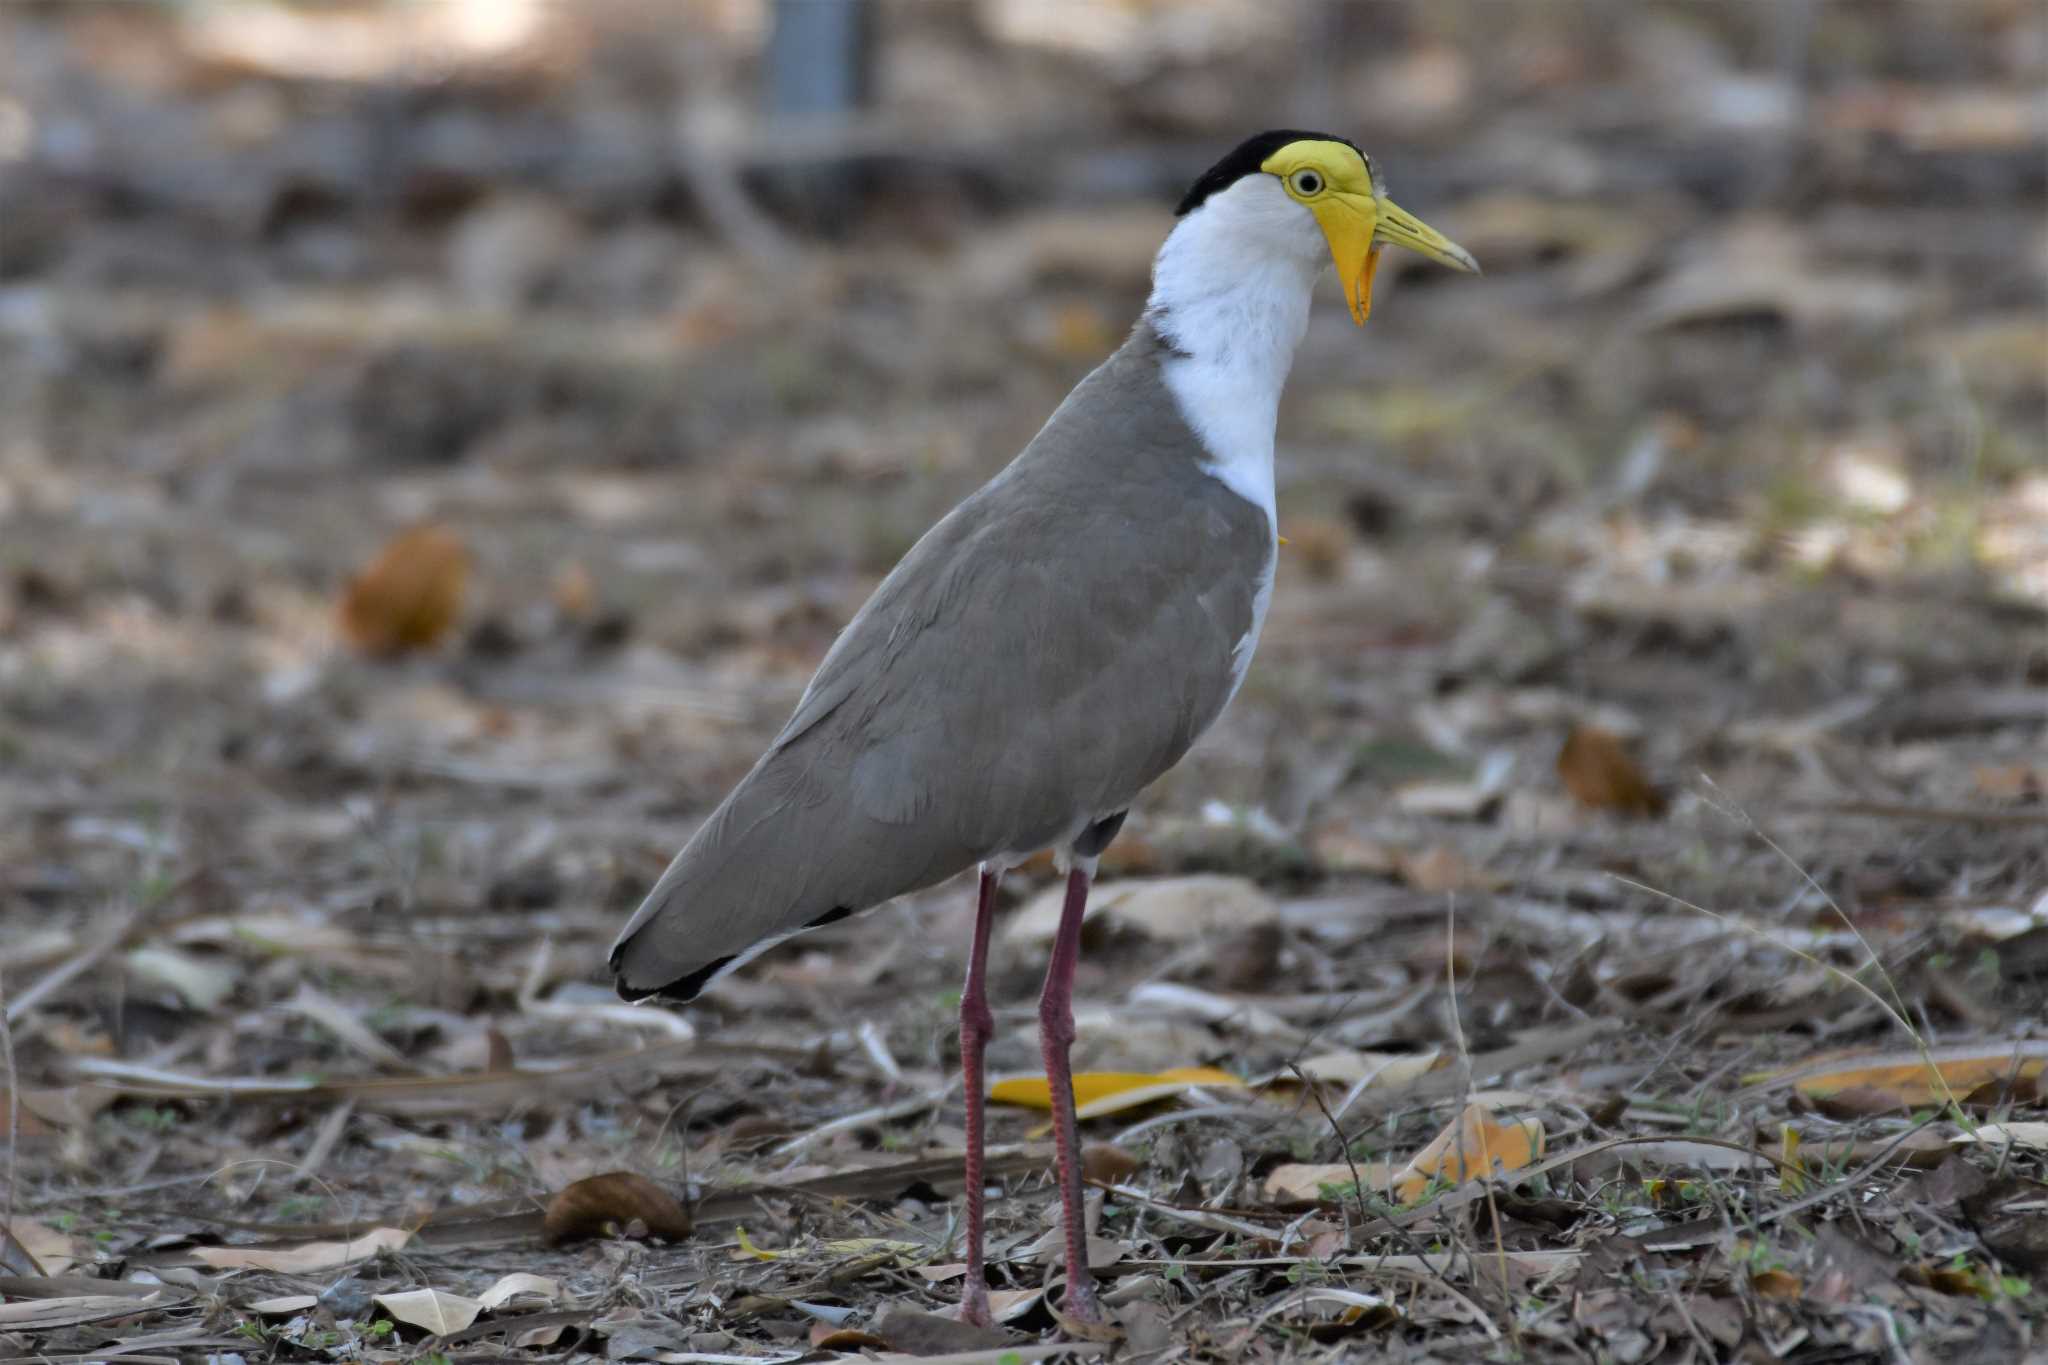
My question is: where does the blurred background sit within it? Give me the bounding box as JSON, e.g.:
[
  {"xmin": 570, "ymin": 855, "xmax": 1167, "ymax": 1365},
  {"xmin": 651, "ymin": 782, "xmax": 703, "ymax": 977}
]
[{"xmin": 1, "ymin": 0, "xmax": 2045, "ymax": 1320}]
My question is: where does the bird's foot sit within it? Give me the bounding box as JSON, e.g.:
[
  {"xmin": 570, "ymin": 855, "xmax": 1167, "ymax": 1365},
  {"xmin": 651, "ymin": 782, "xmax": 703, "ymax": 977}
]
[
  {"xmin": 1049, "ymin": 1274, "xmax": 1117, "ymax": 1339},
  {"xmin": 958, "ymin": 1277, "xmax": 993, "ymax": 1330}
]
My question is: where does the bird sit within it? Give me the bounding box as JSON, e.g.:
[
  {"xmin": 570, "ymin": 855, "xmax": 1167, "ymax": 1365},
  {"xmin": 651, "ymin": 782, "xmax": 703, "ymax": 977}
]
[{"xmin": 610, "ymin": 129, "xmax": 1478, "ymax": 1327}]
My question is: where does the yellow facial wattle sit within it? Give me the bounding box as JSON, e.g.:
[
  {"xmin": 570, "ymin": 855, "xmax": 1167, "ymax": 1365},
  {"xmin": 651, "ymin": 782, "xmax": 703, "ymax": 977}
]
[{"xmin": 1259, "ymin": 139, "xmax": 1480, "ymax": 325}]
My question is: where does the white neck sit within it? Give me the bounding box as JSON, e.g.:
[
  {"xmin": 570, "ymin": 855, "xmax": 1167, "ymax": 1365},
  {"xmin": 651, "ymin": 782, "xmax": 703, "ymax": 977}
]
[{"xmin": 1144, "ymin": 175, "xmax": 1323, "ymax": 526}]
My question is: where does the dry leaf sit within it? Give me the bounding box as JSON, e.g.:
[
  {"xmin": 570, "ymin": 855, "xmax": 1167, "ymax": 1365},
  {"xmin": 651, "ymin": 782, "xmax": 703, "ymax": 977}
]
[
  {"xmin": 0, "ymin": 1293, "xmax": 175, "ymax": 1331},
  {"xmin": 988, "ymin": 1066, "xmax": 1246, "ymax": 1120},
  {"xmin": 1003, "ymin": 875, "xmax": 1276, "ymax": 945},
  {"xmin": 1767, "ymin": 1127, "xmax": 1953, "ymax": 1172},
  {"xmin": 1287, "ymin": 1048, "xmax": 1445, "ymax": 1090},
  {"xmin": 542, "ymin": 1171, "xmax": 692, "ymax": 1245},
  {"xmin": 1778, "ymin": 1125, "xmax": 1806, "ymax": 1194},
  {"xmin": 194, "ymin": 1226, "xmax": 411, "ymax": 1272},
  {"xmin": 1751, "ymin": 1269, "xmax": 1803, "ymax": 1300},
  {"xmin": 2, "ymin": 1218, "xmax": 79, "ymax": 1275},
  {"xmin": 1748, "ymin": 1044, "xmax": 2048, "ymax": 1109},
  {"xmin": 1080, "ymin": 1142, "xmax": 1142, "ymax": 1183},
  {"xmin": 475, "ymin": 1272, "xmax": 560, "ymax": 1309},
  {"xmin": 551, "ymin": 559, "xmax": 596, "ymax": 619},
  {"xmin": 123, "ymin": 946, "xmax": 237, "ymax": 1011},
  {"xmin": 1392, "ymin": 844, "xmax": 1497, "ymax": 893},
  {"xmin": 1557, "ymin": 725, "xmax": 1665, "ymax": 816},
  {"xmin": 1391, "ymin": 1102, "xmax": 1545, "ymax": 1202},
  {"xmin": 1953, "ymin": 1123, "xmax": 2048, "ymax": 1153},
  {"xmin": 373, "ymin": 1287, "xmax": 484, "ymax": 1336},
  {"xmin": 246, "ymin": 1296, "xmax": 319, "ymax": 1315},
  {"xmin": 337, "ymin": 523, "xmax": 470, "ymax": 656},
  {"xmin": 1973, "ymin": 762, "xmax": 2047, "ymax": 802},
  {"xmin": 1263, "ymin": 1161, "xmax": 1397, "ymax": 1208},
  {"xmin": 811, "ymin": 1322, "xmax": 891, "ymax": 1351}
]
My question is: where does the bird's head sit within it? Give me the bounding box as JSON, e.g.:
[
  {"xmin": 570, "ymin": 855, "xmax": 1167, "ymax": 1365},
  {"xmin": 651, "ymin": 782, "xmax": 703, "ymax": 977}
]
[{"xmin": 1174, "ymin": 130, "xmax": 1479, "ymax": 325}]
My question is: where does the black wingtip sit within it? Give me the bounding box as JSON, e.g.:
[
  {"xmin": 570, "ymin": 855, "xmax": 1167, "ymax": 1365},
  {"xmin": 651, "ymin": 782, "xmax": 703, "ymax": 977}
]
[{"xmin": 611, "ymin": 951, "xmax": 736, "ymax": 1006}]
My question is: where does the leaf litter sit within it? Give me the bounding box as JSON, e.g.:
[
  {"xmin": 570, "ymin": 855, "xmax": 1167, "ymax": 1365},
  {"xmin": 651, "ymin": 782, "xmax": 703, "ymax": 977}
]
[{"xmin": 3, "ymin": 3, "xmax": 2045, "ymax": 1362}]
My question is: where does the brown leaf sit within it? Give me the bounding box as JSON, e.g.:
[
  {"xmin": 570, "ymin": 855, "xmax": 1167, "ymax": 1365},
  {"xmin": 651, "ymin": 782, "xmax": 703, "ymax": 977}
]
[
  {"xmin": 1393, "ymin": 844, "xmax": 1498, "ymax": 893},
  {"xmin": 1972, "ymin": 763, "xmax": 2045, "ymax": 802},
  {"xmin": 1557, "ymin": 725, "xmax": 1665, "ymax": 816},
  {"xmin": 541, "ymin": 1172, "xmax": 692, "ymax": 1246},
  {"xmin": 1080, "ymin": 1141, "xmax": 1142, "ymax": 1184},
  {"xmin": 337, "ymin": 523, "xmax": 470, "ymax": 657},
  {"xmin": 810, "ymin": 1323, "xmax": 890, "ymax": 1351},
  {"xmin": 1751, "ymin": 1268, "xmax": 1803, "ymax": 1300}
]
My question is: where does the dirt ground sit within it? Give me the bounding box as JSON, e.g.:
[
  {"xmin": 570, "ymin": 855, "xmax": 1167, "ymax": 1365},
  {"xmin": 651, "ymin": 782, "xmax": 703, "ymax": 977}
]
[{"xmin": 2, "ymin": 2, "xmax": 2045, "ymax": 1362}]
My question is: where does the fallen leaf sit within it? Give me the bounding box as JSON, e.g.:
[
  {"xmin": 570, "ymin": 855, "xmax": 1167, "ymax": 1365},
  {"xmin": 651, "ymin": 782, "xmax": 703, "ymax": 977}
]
[
  {"xmin": 0, "ymin": 1293, "xmax": 176, "ymax": 1331},
  {"xmin": 1, "ymin": 1218, "xmax": 79, "ymax": 1275},
  {"xmin": 1973, "ymin": 766, "xmax": 2046, "ymax": 802},
  {"xmin": 1262, "ymin": 1161, "xmax": 1397, "ymax": 1208},
  {"xmin": 475, "ymin": 1272, "xmax": 560, "ymax": 1309},
  {"xmin": 1255, "ymin": 1048, "xmax": 1444, "ymax": 1093},
  {"xmin": 123, "ymin": 946, "xmax": 237, "ymax": 1011},
  {"xmin": 1557, "ymin": 725, "xmax": 1665, "ymax": 816},
  {"xmin": 1764, "ymin": 1128, "xmax": 1953, "ymax": 1172},
  {"xmin": 1953, "ymin": 1123, "xmax": 2048, "ymax": 1153},
  {"xmin": 1778, "ymin": 1125, "xmax": 1805, "ymax": 1194},
  {"xmin": 1392, "ymin": 844, "xmax": 1497, "ymax": 893},
  {"xmin": 193, "ymin": 1226, "xmax": 411, "ymax": 1272},
  {"xmin": 337, "ymin": 523, "xmax": 470, "ymax": 656},
  {"xmin": 812, "ymin": 1322, "xmax": 891, "ymax": 1350},
  {"xmin": 988, "ymin": 1066, "xmax": 1246, "ymax": 1120},
  {"xmin": 1080, "ymin": 1142, "xmax": 1142, "ymax": 1183},
  {"xmin": 543, "ymin": 1172, "xmax": 692, "ymax": 1246},
  {"xmin": 1747, "ymin": 1043, "xmax": 2048, "ymax": 1109},
  {"xmin": 245, "ymin": 1295, "xmax": 319, "ymax": 1314},
  {"xmin": 1003, "ymin": 875, "xmax": 1276, "ymax": 945},
  {"xmin": 1751, "ymin": 1269, "xmax": 1803, "ymax": 1300},
  {"xmin": 374, "ymin": 1287, "xmax": 484, "ymax": 1336},
  {"xmin": 1391, "ymin": 1102, "xmax": 1545, "ymax": 1203}
]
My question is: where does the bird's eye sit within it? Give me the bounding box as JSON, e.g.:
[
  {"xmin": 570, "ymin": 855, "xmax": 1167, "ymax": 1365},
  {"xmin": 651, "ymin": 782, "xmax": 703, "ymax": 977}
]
[{"xmin": 1289, "ymin": 169, "xmax": 1324, "ymax": 197}]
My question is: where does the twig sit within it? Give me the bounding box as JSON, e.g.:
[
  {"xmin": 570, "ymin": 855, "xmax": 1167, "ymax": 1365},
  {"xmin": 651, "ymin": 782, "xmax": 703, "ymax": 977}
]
[
  {"xmin": 1784, "ymin": 800, "xmax": 2048, "ymax": 828},
  {"xmin": 1443, "ymin": 896, "xmax": 1517, "ymax": 1352},
  {"xmin": 1, "ymin": 963, "xmax": 17, "ymax": 1245},
  {"xmin": 6, "ymin": 875, "xmax": 196, "ymax": 1023},
  {"xmin": 769, "ymin": 1081, "xmax": 956, "ymax": 1161}
]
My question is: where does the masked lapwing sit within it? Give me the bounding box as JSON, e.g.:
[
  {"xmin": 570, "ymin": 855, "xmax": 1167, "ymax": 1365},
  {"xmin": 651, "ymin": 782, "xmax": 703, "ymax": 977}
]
[{"xmin": 612, "ymin": 130, "xmax": 1478, "ymax": 1325}]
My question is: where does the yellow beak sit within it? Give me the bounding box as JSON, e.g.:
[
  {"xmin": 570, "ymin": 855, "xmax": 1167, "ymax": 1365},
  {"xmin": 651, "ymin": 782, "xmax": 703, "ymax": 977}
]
[{"xmin": 1315, "ymin": 194, "xmax": 1480, "ymax": 325}]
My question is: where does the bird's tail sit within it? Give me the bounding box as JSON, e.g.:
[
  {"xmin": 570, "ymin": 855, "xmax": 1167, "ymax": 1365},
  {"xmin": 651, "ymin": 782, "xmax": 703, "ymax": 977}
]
[{"xmin": 607, "ymin": 752, "xmax": 916, "ymax": 1003}]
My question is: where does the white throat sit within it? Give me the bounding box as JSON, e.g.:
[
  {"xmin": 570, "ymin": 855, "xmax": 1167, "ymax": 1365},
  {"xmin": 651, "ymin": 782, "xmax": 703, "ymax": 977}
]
[{"xmin": 1144, "ymin": 174, "xmax": 1323, "ymax": 525}]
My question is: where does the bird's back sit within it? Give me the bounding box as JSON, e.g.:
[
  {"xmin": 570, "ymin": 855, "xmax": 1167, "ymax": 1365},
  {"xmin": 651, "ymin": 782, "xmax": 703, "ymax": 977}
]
[{"xmin": 610, "ymin": 326, "xmax": 1273, "ymax": 1002}]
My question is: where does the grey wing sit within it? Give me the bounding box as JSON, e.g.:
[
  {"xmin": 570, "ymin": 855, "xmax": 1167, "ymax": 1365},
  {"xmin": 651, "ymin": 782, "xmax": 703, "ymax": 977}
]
[{"xmin": 607, "ymin": 481, "xmax": 1265, "ymax": 1002}]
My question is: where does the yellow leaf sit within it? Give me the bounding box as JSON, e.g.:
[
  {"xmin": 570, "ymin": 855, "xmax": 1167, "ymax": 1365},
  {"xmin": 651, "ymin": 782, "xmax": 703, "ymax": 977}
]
[
  {"xmin": 1390, "ymin": 1102, "xmax": 1544, "ymax": 1203},
  {"xmin": 1746, "ymin": 1045, "xmax": 2048, "ymax": 1108},
  {"xmin": 988, "ymin": 1066, "xmax": 1245, "ymax": 1119},
  {"xmin": 1779, "ymin": 1124, "xmax": 1806, "ymax": 1194}
]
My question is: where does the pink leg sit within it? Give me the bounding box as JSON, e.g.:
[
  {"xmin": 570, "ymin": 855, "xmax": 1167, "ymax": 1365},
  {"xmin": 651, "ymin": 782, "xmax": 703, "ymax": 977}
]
[
  {"xmin": 1037, "ymin": 862, "xmax": 1101, "ymax": 1323},
  {"xmin": 958, "ymin": 865, "xmax": 1001, "ymax": 1327}
]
